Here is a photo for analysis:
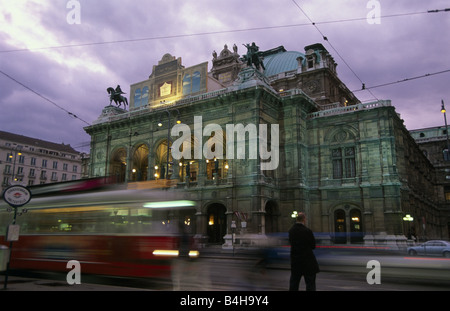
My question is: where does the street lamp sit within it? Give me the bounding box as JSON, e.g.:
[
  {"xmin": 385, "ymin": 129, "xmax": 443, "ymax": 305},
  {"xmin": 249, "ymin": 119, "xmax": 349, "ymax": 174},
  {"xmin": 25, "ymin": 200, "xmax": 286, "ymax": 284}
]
[
  {"xmin": 441, "ymin": 100, "xmax": 450, "ymax": 161},
  {"xmin": 157, "ymin": 108, "xmax": 181, "ymax": 179},
  {"xmin": 403, "ymin": 214, "xmax": 414, "ymax": 242}
]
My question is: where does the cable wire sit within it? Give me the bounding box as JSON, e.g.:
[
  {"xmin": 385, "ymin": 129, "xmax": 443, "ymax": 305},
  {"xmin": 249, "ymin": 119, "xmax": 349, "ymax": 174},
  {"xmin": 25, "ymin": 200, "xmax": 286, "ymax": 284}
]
[
  {"xmin": 290, "ymin": 0, "xmax": 379, "ymax": 101},
  {"xmin": 0, "ymin": 8, "xmax": 448, "ymax": 54},
  {"xmin": 0, "ymin": 69, "xmax": 90, "ymax": 126},
  {"xmin": 352, "ymin": 69, "xmax": 450, "ymax": 92}
]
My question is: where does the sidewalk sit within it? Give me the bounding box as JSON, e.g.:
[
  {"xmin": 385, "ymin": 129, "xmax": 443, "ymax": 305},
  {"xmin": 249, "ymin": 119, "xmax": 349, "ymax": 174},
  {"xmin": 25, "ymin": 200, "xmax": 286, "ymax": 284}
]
[{"xmin": 0, "ymin": 275, "xmax": 148, "ymax": 291}]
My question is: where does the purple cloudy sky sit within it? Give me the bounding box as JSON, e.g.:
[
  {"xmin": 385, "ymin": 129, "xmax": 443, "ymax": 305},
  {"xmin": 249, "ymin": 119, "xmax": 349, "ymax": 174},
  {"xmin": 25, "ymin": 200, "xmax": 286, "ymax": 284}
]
[{"xmin": 1, "ymin": 0, "xmax": 449, "ymax": 153}]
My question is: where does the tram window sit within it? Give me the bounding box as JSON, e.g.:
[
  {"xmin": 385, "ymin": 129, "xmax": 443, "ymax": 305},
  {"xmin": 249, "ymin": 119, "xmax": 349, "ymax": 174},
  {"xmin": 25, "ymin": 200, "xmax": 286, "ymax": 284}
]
[{"xmin": 15, "ymin": 205, "xmax": 196, "ymax": 236}]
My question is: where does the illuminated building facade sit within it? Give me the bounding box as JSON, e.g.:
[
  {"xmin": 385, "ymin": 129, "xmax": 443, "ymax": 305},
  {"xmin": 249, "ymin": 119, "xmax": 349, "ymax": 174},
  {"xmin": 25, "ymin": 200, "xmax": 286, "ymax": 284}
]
[
  {"xmin": 85, "ymin": 43, "xmax": 446, "ymax": 247},
  {"xmin": 0, "ymin": 130, "xmax": 83, "ymax": 190}
]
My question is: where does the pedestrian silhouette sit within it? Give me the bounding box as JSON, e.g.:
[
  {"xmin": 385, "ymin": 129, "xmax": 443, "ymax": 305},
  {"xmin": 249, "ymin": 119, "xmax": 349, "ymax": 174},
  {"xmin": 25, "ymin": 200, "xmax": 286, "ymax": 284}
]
[{"xmin": 288, "ymin": 212, "xmax": 319, "ymax": 291}]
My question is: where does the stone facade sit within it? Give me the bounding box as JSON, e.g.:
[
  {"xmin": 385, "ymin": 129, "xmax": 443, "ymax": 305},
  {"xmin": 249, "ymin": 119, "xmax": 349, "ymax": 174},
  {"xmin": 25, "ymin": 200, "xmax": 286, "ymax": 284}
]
[{"xmin": 84, "ymin": 43, "xmax": 447, "ymax": 247}]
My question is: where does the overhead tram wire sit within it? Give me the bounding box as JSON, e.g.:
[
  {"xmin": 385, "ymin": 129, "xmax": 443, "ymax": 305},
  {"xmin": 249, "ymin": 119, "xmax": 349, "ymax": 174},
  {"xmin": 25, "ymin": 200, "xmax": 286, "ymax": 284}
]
[
  {"xmin": 0, "ymin": 6, "xmax": 447, "ymax": 118},
  {"xmin": 351, "ymin": 69, "xmax": 450, "ymax": 93},
  {"xmin": 290, "ymin": 0, "xmax": 380, "ymax": 102},
  {"xmin": 0, "ymin": 8, "xmax": 448, "ymax": 54},
  {"xmin": 0, "ymin": 69, "xmax": 90, "ymax": 126}
]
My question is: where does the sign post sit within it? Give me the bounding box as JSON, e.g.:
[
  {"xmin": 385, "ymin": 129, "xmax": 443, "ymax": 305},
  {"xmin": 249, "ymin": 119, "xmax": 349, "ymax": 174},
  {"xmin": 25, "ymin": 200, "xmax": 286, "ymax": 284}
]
[{"xmin": 2, "ymin": 185, "xmax": 31, "ymax": 290}]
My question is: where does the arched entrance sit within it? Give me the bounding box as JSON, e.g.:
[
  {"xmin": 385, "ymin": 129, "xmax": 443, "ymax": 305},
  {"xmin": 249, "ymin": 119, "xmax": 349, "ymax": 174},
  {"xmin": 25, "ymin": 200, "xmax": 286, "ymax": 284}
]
[
  {"xmin": 131, "ymin": 144, "xmax": 149, "ymax": 181},
  {"xmin": 110, "ymin": 148, "xmax": 127, "ymax": 183},
  {"xmin": 265, "ymin": 200, "xmax": 279, "ymax": 234},
  {"xmin": 334, "ymin": 209, "xmax": 347, "ymax": 244},
  {"xmin": 333, "ymin": 207, "xmax": 363, "ymax": 244},
  {"xmin": 154, "ymin": 140, "xmax": 172, "ymax": 179},
  {"xmin": 206, "ymin": 203, "xmax": 227, "ymax": 244},
  {"xmin": 349, "ymin": 209, "xmax": 363, "ymax": 243}
]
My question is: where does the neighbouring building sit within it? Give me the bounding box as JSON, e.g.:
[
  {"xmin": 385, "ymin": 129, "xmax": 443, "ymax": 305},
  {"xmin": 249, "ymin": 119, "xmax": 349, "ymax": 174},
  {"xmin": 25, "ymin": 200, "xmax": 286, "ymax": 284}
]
[
  {"xmin": 0, "ymin": 130, "xmax": 83, "ymax": 190},
  {"xmin": 84, "ymin": 42, "xmax": 448, "ymax": 247},
  {"xmin": 410, "ymin": 126, "xmax": 450, "ymax": 240}
]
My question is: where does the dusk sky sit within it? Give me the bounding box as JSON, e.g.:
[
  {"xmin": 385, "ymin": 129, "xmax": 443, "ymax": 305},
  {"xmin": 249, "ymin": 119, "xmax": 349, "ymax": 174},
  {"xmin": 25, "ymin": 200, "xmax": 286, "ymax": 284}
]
[{"xmin": 1, "ymin": 0, "xmax": 449, "ymax": 153}]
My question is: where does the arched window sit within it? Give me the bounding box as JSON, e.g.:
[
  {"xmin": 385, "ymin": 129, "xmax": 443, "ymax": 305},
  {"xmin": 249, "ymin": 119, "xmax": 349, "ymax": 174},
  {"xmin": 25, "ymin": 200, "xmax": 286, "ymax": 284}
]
[
  {"xmin": 182, "ymin": 71, "xmax": 202, "ymax": 95},
  {"xmin": 182, "ymin": 74, "xmax": 191, "ymax": 95},
  {"xmin": 141, "ymin": 86, "xmax": 149, "ymax": 107},
  {"xmin": 134, "ymin": 88, "xmax": 142, "ymax": 108},
  {"xmin": 192, "ymin": 71, "xmax": 201, "ymax": 93}
]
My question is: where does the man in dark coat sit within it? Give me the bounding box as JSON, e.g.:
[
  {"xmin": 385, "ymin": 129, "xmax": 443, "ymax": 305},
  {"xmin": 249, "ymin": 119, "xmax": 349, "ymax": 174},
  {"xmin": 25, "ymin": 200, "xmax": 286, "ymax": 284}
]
[{"xmin": 288, "ymin": 212, "xmax": 319, "ymax": 291}]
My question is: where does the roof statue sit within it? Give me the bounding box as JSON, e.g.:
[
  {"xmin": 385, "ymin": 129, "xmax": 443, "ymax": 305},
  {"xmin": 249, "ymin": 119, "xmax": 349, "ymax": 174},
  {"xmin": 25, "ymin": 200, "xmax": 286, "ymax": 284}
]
[
  {"xmin": 242, "ymin": 42, "xmax": 265, "ymax": 71},
  {"xmin": 107, "ymin": 85, "xmax": 128, "ymax": 109}
]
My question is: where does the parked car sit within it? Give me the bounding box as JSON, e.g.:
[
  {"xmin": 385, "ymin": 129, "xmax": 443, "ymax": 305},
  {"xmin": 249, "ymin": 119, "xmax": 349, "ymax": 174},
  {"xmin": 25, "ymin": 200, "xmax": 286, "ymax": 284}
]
[{"xmin": 407, "ymin": 240, "xmax": 450, "ymax": 258}]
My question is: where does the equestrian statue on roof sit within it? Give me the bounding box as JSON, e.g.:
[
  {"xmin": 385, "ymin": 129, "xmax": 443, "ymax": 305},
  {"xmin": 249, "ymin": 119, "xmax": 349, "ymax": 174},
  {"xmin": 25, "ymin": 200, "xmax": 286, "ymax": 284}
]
[{"xmin": 107, "ymin": 85, "xmax": 128, "ymax": 109}]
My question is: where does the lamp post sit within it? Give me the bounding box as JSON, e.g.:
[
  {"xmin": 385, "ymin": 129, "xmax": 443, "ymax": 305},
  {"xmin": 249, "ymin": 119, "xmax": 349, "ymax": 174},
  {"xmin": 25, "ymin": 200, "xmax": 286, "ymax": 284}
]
[
  {"xmin": 441, "ymin": 100, "xmax": 450, "ymax": 161},
  {"xmin": 157, "ymin": 108, "xmax": 181, "ymax": 179}
]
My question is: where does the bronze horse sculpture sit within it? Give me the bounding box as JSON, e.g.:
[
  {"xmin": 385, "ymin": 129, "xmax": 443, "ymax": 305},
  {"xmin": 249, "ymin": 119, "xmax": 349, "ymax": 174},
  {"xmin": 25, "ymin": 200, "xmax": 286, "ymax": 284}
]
[
  {"xmin": 242, "ymin": 42, "xmax": 266, "ymax": 71},
  {"xmin": 107, "ymin": 86, "xmax": 128, "ymax": 109}
]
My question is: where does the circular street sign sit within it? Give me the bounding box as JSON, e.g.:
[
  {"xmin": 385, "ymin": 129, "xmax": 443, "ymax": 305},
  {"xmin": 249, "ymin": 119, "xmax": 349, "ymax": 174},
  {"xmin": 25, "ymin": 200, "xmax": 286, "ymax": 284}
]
[{"xmin": 2, "ymin": 185, "xmax": 32, "ymax": 208}]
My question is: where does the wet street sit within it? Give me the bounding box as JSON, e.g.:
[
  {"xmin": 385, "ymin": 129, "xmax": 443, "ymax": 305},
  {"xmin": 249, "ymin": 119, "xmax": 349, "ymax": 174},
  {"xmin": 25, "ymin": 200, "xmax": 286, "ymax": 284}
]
[
  {"xmin": 4, "ymin": 247, "xmax": 450, "ymax": 291},
  {"xmin": 162, "ymin": 255, "xmax": 450, "ymax": 291}
]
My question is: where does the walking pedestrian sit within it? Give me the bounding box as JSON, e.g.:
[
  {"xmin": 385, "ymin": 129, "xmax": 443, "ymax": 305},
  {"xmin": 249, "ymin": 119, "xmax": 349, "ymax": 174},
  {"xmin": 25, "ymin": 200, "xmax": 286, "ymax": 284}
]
[{"xmin": 288, "ymin": 212, "xmax": 319, "ymax": 291}]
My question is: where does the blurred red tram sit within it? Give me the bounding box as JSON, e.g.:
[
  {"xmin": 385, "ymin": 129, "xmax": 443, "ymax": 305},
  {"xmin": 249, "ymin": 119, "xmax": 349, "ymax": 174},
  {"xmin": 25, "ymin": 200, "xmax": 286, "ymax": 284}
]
[{"xmin": 0, "ymin": 188, "xmax": 198, "ymax": 278}]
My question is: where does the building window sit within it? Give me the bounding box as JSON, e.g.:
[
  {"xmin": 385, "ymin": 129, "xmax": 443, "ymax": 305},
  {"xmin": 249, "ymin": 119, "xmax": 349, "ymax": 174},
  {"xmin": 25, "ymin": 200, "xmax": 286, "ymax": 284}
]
[
  {"xmin": 73, "ymin": 165, "xmax": 78, "ymax": 173},
  {"xmin": 31, "ymin": 157, "xmax": 36, "ymax": 166},
  {"xmin": 443, "ymin": 148, "xmax": 450, "ymax": 161},
  {"xmin": 42, "ymin": 159, "xmax": 47, "ymax": 168},
  {"xmin": 183, "ymin": 71, "xmax": 201, "ymax": 95},
  {"xmin": 445, "ymin": 187, "xmax": 450, "ymax": 201},
  {"xmin": 141, "ymin": 86, "xmax": 149, "ymax": 106},
  {"xmin": 192, "ymin": 71, "xmax": 201, "ymax": 93},
  {"xmin": 63, "ymin": 163, "xmax": 68, "ymax": 171},
  {"xmin": 134, "ymin": 88, "xmax": 141, "ymax": 107},
  {"xmin": 183, "ymin": 74, "xmax": 191, "ymax": 95},
  {"xmin": 53, "ymin": 161, "xmax": 58, "ymax": 169},
  {"xmin": 332, "ymin": 147, "xmax": 356, "ymax": 179}
]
